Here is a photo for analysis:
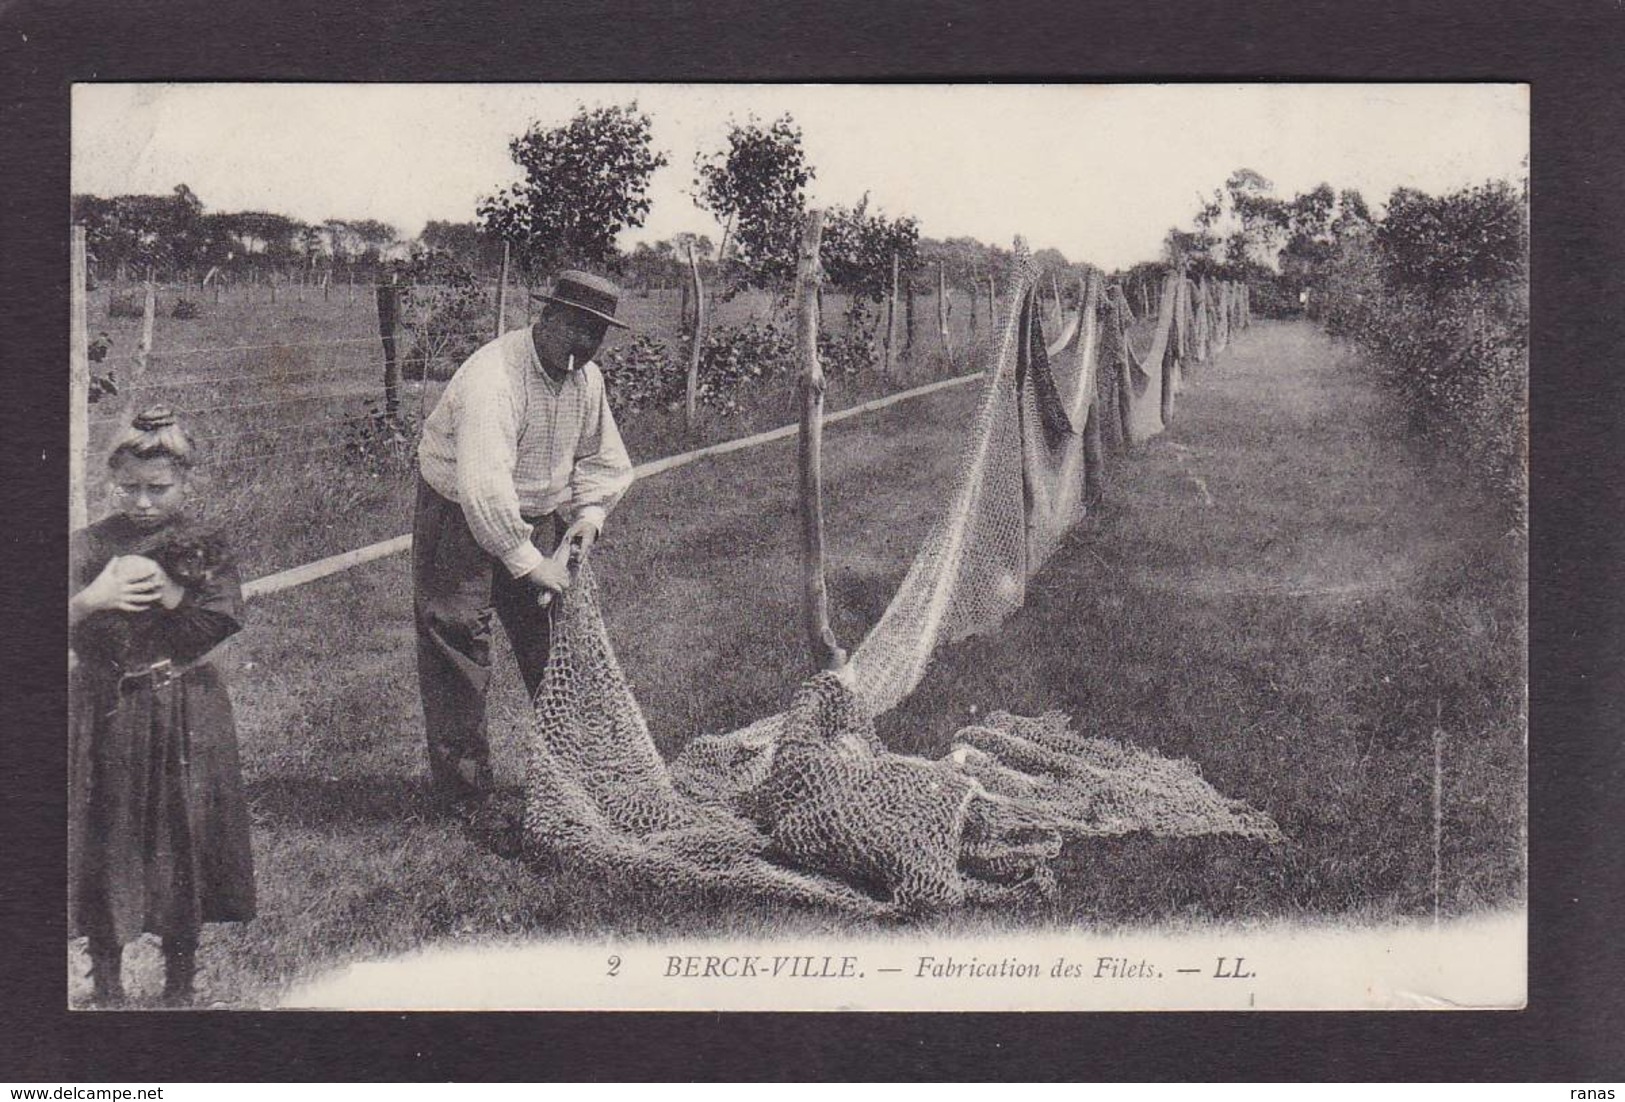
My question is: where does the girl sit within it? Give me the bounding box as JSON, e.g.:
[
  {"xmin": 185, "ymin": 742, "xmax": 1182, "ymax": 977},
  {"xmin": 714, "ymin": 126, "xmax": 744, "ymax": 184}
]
[{"xmin": 69, "ymin": 405, "xmax": 254, "ymax": 1006}]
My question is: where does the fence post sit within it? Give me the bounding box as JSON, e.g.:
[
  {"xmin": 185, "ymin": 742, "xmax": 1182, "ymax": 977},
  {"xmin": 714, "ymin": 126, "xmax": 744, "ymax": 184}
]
[
  {"xmin": 795, "ymin": 210, "xmax": 845, "ymax": 673},
  {"xmin": 494, "ymin": 239, "xmax": 510, "ymax": 340},
  {"xmin": 377, "ymin": 273, "xmax": 400, "ymax": 418},
  {"xmin": 124, "ymin": 278, "xmax": 156, "ymax": 423},
  {"xmin": 1081, "ymin": 274, "xmax": 1107, "ymax": 508},
  {"xmin": 70, "ymin": 227, "xmax": 89, "ymax": 532},
  {"xmin": 905, "ymin": 270, "xmax": 916, "ymax": 352},
  {"xmin": 884, "ymin": 250, "xmax": 900, "ymax": 376},
  {"xmin": 937, "ymin": 261, "xmax": 953, "ymax": 371},
  {"xmin": 987, "ymin": 272, "xmax": 997, "ymax": 327},
  {"xmin": 685, "ymin": 241, "xmax": 706, "ymax": 433},
  {"xmin": 968, "ymin": 266, "xmax": 979, "ymax": 341}
]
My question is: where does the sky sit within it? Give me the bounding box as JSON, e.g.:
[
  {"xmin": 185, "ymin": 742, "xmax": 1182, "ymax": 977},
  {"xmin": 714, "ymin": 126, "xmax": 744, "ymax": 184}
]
[{"xmin": 72, "ymin": 83, "xmax": 1528, "ymax": 272}]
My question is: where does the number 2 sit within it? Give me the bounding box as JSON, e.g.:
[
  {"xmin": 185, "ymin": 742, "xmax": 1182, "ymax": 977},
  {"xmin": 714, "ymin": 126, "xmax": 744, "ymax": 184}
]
[{"xmin": 606, "ymin": 954, "xmax": 621, "ymax": 977}]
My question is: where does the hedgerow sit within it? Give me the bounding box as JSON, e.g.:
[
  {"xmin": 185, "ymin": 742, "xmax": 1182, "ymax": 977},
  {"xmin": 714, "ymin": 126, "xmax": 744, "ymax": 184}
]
[{"xmin": 1317, "ymin": 180, "xmax": 1527, "ymax": 522}]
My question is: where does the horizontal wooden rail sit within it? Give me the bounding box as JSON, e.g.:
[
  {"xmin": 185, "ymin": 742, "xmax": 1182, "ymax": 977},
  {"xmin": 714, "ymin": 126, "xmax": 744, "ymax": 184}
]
[{"xmin": 243, "ymin": 368, "xmax": 986, "ymax": 600}]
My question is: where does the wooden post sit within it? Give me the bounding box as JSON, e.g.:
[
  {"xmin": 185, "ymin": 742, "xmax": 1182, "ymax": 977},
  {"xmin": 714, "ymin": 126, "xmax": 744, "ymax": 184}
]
[
  {"xmin": 905, "ymin": 272, "xmax": 916, "ymax": 352},
  {"xmin": 987, "ymin": 272, "xmax": 997, "ymax": 326},
  {"xmin": 349, "ymin": 269, "xmax": 355, "ymax": 305},
  {"xmin": 936, "ymin": 261, "xmax": 953, "ymax": 369},
  {"xmin": 125, "ymin": 278, "xmax": 156, "ymax": 422},
  {"xmin": 968, "ymin": 266, "xmax": 979, "ymax": 340},
  {"xmin": 1080, "ymin": 276, "xmax": 1107, "ymax": 507},
  {"xmin": 70, "ymin": 227, "xmax": 89, "ymax": 532},
  {"xmin": 376, "ymin": 273, "xmax": 400, "ymax": 418},
  {"xmin": 884, "ymin": 250, "xmax": 900, "ymax": 376},
  {"xmin": 323, "ymin": 272, "xmax": 331, "ymax": 302},
  {"xmin": 685, "ymin": 241, "xmax": 706, "ymax": 433},
  {"xmin": 795, "ymin": 211, "xmax": 845, "ymax": 673},
  {"xmin": 494, "ymin": 239, "xmax": 511, "ymax": 339}
]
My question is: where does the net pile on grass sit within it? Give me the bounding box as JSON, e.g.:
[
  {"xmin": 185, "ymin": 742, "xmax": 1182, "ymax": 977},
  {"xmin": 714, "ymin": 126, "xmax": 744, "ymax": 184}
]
[{"xmin": 523, "ymin": 250, "xmax": 1271, "ymax": 916}]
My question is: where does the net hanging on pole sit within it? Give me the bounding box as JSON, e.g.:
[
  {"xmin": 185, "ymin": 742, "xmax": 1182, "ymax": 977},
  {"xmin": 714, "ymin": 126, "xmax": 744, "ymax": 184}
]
[{"xmin": 521, "ymin": 246, "xmax": 1269, "ymax": 915}]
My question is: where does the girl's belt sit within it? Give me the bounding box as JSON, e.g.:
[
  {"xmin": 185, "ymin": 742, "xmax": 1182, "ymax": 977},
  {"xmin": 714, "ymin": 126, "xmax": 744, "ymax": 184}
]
[{"xmin": 115, "ymin": 657, "xmax": 203, "ymax": 692}]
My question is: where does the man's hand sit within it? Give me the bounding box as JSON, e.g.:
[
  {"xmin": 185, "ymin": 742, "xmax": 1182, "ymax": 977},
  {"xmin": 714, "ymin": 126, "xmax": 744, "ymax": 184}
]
[
  {"xmin": 565, "ymin": 522, "xmax": 598, "ymax": 569},
  {"xmin": 523, "ymin": 556, "xmax": 573, "ymax": 604}
]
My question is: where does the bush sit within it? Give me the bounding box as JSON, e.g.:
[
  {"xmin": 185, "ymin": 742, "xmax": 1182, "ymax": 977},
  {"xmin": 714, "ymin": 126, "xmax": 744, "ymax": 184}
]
[
  {"xmin": 694, "ymin": 320, "xmax": 795, "ymax": 414},
  {"xmin": 342, "ymin": 402, "xmax": 420, "ymax": 477},
  {"xmin": 398, "ymin": 252, "xmax": 492, "ymax": 382},
  {"xmin": 600, "ymin": 333, "xmax": 684, "ymax": 413},
  {"xmin": 108, "ymin": 292, "xmax": 143, "ymax": 319},
  {"xmin": 171, "ymin": 298, "xmax": 201, "ymax": 320},
  {"xmin": 1316, "ymin": 181, "xmax": 1528, "ymax": 523}
]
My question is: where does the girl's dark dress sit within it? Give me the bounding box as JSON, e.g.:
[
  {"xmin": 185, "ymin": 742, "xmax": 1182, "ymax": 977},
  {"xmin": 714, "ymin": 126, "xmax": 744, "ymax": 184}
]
[{"xmin": 69, "ymin": 514, "xmax": 255, "ymax": 946}]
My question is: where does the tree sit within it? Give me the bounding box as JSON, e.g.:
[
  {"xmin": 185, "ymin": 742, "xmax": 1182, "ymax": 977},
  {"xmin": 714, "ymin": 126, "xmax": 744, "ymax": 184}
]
[
  {"xmin": 820, "ymin": 196, "xmax": 919, "ymax": 303},
  {"xmin": 421, "ymin": 220, "xmax": 506, "ymax": 273},
  {"xmin": 478, "ymin": 102, "xmax": 668, "ymax": 277},
  {"xmin": 1377, "ymin": 180, "xmax": 1527, "ymax": 296},
  {"xmin": 692, "ymin": 114, "xmax": 815, "ymax": 292}
]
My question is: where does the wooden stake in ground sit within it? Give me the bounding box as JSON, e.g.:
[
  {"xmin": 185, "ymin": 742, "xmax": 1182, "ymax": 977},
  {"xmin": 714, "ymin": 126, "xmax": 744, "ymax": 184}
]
[
  {"xmin": 884, "ymin": 250, "xmax": 900, "ymax": 376},
  {"xmin": 124, "ymin": 278, "xmax": 156, "ymax": 424},
  {"xmin": 795, "ymin": 211, "xmax": 846, "ymax": 673},
  {"xmin": 937, "ymin": 261, "xmax": 953, "ymax": 370},
  {"xmin": 968, "ymin": 266, "xmax": 979, "ymax": 340},
  {"xmin": 1080, "ymin": 275, "xmax": 1107, "ymax": 507},
  {"xmin": 685, "ymin": 240, "xmax": 707, "ymax": 433},
  {"xmin": 987, "ymin": 271, "xmax": 997, "ymax": 327},
  {"xmin": 494, "ymin": 240, "xmax": 511, "ymax": 340},
  {"xmin": 70, "ymin": 226, "xmax": 90, "ymax": 532},
  {"xmin": 376, "ymin": 273, "xmax": 401, "ymax": 418}
]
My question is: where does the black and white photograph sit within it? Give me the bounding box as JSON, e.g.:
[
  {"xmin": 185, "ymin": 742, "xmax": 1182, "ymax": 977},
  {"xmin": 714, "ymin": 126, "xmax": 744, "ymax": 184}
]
[{"xmin": 62, "ymin": 82, "xmax": 1529, "ymax": 1013}]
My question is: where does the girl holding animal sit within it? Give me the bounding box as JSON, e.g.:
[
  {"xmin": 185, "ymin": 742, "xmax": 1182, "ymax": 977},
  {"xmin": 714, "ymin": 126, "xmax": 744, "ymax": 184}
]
[{"xmin": 68, "ymin": 405, "xmax": 254, "ymax": 1006}]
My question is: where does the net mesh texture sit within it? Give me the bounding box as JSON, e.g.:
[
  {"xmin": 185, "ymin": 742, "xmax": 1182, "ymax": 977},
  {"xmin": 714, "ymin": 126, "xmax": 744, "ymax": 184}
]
[{"xmin": 523, "ymin": 250, "xmax": 1272, "ymax": 916}]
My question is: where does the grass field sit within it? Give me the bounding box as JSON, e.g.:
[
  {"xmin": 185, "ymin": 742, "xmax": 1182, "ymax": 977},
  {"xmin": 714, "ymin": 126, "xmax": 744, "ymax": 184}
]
[
  {"xmin": 83, "ymin": 279, "xmax": 1016, "ymax": 578},
  {"xmin": 67, "ymin": 317, "xmax": 1526, "ymax": 1008}
]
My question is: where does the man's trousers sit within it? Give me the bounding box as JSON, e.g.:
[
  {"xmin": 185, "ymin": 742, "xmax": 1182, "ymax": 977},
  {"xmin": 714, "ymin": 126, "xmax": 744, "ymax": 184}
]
[{"xmin": 412, "ymin": 476, "xmax": 564, "ymax": 803}]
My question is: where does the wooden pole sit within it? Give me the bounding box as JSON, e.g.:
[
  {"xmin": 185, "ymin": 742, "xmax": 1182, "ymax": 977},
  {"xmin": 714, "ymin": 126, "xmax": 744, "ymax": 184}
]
[
  {"xmin": 795, "ymin": 211, "xmax": 845, "ymax": 673},
  {"xmin": 685, "ymin": 241, "xmax": 706, "ymax": 433},
  {"xmin": 987, "ymin": 272, "xmax": 997, "ymax": 326},
  {"xmin": 678, "ymin": 264, "xmax": 691, "ymax": 331},
  {"xmin": 905, "ymin": 272, "xmax": 916, "ymax": 352},
  {"xmin": 1080, "ymin": 275, "xmax": 1107, "ymax": 507},
  {"xmin": 70, "ymin": 227, "xmax": 89, "ymax": 532},
  {"xmin": 936, "ymin": 261, "xmax": 953, "ymax": 370},
  {"xmin": 884, "ymin": 250, "xmax": 900, "ymax": 376},
  {"xmin": 377, "ymin": 273, "xmax": 400, "ymax": 418},
  {"xmin": 494, "ymin": 239, "xmax": 511, "ymax": 339},
  {"xmin": 125, "ymin": 278, "xmax": 156, "ymax": 423},
  {"xmin": 968, "ymin": 266, "xmax": 979, "ymax": 340}
]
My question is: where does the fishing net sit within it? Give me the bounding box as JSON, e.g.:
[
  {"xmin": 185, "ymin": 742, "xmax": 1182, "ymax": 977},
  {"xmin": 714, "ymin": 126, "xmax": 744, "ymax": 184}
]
[{"xmin": 522, "ymin": 249, "xmax": 1270, "ymax": 915}]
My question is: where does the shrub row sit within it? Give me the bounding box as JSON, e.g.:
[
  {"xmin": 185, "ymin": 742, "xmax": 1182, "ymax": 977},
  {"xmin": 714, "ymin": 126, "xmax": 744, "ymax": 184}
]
[
  {"xmin": 1315, "ymin": 181, "xmax": 1528, "ymax": 523},
  {"xmin": 598, "ymin": 317, "xmax": 879, "ymax": 416}
]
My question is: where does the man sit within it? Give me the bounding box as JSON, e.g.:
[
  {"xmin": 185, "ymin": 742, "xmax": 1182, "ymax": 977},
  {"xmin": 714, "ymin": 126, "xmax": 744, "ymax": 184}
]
[{"xmin": 413, "ymin": 270, "xmax": 634, "ymax": 813}]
